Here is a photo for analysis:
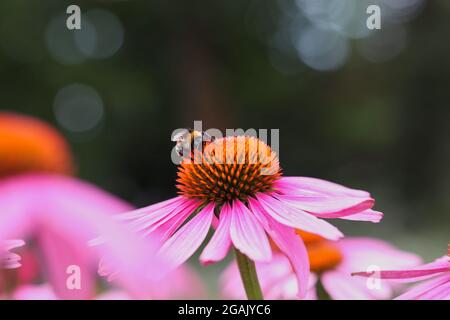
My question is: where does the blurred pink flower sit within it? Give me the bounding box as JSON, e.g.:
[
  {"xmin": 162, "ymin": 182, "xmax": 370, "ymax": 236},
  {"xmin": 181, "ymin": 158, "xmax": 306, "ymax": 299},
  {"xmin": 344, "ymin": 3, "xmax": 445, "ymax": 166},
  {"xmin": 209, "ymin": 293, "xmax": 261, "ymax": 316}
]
[
  {"xmin": 0, "ymin": 174, "xmax": 166, "ymax": 299},
  {"xmin": 1, "ymin": 240, "xmax": 25, "ymax": 269},
  {"xmin": 118, "ymin": 136, "xmax": 382, "ymax": 298},
  {"xmin": 221, "ymin": 237, "xmax": 421, "ymax": 300},
  {"xmin": 353, "ymin": 249, "xmax": 450, "ymax": 300}
]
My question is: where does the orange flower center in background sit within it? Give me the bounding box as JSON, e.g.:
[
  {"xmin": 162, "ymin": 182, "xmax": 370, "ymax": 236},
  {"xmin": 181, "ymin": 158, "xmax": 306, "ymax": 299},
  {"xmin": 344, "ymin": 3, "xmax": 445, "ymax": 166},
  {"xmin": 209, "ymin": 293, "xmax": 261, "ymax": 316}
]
[
  {"xmin": 176, "ymin": 136, "xmax": 281, "ymax": 204},
  {"xmin": 0, "ymin": 112, "xmax": 74, "ymax": 178},
  {"xmin": 296, "ymin": 230, "xmax": 343, "ymax": 273}
]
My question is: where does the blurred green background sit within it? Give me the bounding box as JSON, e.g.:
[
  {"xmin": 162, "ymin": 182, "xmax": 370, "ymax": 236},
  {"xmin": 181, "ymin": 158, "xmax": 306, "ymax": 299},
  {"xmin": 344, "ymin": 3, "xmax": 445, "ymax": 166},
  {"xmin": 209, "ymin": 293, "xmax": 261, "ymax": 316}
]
[{"xmin": 1, "ymin": 0, "xmax": 448, "ymax": 295}]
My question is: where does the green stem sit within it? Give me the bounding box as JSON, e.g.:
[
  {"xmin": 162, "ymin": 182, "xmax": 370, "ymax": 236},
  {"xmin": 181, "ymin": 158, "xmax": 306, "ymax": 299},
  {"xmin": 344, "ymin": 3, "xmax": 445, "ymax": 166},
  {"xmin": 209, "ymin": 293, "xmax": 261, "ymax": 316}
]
[{"xmin": 234, "ymin": 247, "xmax": 264, "ymax": 300}]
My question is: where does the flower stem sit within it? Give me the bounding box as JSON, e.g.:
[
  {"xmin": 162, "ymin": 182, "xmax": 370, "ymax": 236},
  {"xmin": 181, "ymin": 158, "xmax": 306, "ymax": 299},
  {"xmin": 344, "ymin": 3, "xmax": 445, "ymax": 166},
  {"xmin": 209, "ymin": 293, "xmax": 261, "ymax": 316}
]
[{"xmin": 234, "ymin": 247, "xmax": 264, "ymax": 300}]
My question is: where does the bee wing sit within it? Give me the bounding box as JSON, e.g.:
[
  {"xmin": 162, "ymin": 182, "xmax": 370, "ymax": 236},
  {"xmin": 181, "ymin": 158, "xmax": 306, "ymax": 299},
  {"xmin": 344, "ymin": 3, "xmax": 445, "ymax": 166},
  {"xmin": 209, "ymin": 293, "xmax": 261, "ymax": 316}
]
[{"xmin": 202, "ymin": 131, "xmax": 214, "ymax": 142}]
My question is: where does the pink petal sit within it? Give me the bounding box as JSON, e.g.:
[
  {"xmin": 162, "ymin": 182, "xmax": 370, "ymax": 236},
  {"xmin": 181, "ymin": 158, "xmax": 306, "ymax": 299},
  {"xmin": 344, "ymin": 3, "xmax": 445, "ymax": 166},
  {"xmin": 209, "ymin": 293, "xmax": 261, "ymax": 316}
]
[
  {"xmin": 276, "ymin": 176, "xmax": 370, "ymax": 198},
  {"xmin": 200, "ymin": 203, "xmax": 232, "ymax": 265},
  {"xmin": 275, "ymin": 177, "xmax": 379, "ymax": 219},
  {"xmin": 248, "ymin": 198, "xmax": 310, "ymax": 298},
  {"xmin": 229, "ymin": 200, "xmax": 272, "ymax": 262},
  {"xmin": 158, "ymin": 203, "xmax": 214, "ymax": 270},
  {"xmin": 116, "ymin": 196, "xmax": 183, "ymax": 221},
  {"xmin": 256, "ymin": 193, "xmax": 343, "ymax": 240},
  {"xmin": 338, "ymin": 209, "xmax": 383, "ymax": 222},
  {"xmin": 278, "ymin": 195, "xmax": 374, "ymax": 218},
  {"xmin": 120, "ymin": 197, "xmax": 196, "ymax": 235},
  {"xmin": 156, "ymin": 200, "xmax": 201, "ymax": 242},
  {"xmin": 38, "ymin": 229, "xmax": 94, "ymax": 300},
  {"xmin": 395, "ymin": 274, "xmax": 450, "ymax": 300},
  {"xmin": 352, "ymin": 259, "xmax": 450, "ymax": 280},
  {"xmin": 412, "ymin": 276, "xmax": 450, "ymax": 300}
]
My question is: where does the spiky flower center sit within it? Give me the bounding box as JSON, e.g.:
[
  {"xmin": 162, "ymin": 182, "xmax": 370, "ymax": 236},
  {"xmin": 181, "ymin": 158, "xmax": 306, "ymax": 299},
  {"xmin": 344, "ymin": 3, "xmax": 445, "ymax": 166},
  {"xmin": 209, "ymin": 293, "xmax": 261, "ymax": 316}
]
[
  {"xmin": 0, "ymin": 113, "xmax": 74, "ymax": 177},
  {"xmin": 176, "ymin": 136, "xmax": 281, "ymax": 204}
]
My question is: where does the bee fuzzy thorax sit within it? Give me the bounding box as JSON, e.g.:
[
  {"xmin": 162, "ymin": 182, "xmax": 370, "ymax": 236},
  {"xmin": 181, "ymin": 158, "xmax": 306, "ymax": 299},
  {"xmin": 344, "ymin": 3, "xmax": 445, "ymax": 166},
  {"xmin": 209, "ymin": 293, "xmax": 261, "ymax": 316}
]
[
  {"xmin": 172, "ymin": 129, "xmax": 212, "ymax": 159},
  {"xmin": 176, "ymin": 135, "xmax": 281, "ymax": 204}
]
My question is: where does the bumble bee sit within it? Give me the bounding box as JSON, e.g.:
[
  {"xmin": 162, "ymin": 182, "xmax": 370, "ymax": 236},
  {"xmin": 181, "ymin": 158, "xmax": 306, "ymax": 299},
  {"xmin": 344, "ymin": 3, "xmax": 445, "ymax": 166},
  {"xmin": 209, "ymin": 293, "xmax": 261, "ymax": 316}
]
[{"xmin": 172, "ymin": 129, "xmax": 214, "ymax": 159}]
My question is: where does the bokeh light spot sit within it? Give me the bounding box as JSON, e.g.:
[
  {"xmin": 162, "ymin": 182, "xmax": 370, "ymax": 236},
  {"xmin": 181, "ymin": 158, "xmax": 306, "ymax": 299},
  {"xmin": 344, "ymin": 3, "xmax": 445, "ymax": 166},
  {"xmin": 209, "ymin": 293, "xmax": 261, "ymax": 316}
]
[{"xmin": 53, "ymin": 84, "xmax": 104, "ymax": 133}]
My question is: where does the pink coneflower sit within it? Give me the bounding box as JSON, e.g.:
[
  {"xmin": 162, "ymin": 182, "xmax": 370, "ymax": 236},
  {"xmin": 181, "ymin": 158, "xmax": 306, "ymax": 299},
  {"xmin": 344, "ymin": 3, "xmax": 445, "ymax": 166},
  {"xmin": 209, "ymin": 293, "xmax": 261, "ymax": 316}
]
[
  {"xmin": 353, "ymin": 246, "xmax": 450, "ymax": 300},
  {"xmin": 1, "ymin": 240, "xmax": 25, "ymax": 269},
  {"xmin": 118, "ymin": 135, "xmax": 382, "ymax": 299},
  {"xmin": 221, "ymin": 232, "xmax": 421, "ymax": 299}
]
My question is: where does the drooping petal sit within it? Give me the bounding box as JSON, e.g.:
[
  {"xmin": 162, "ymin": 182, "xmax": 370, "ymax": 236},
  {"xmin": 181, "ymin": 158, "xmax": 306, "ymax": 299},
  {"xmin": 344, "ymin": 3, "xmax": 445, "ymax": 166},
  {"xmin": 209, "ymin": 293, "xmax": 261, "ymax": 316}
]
[
  {"xmin": 229, "ymin": 200, "xmax": 272, "ymax": 262},
  {"xmin": 248, "ymin": 198, "xmax": 310, "ymax": 298},
  {"xmin": 158, "ymin": 203, "xmax": 214, "ymax": 270},
  {"xmin": 276, "ymin": 194, "xmax": 374, "ymax": 218},
  {"xmin": 276, "ymin": 176, "xmax": 370, "ymax": 198},
  {"xmin": 256, "ymin": 193, "xmax": 343, "ymax": 240},
  {"xmin": 338, "ymin": 209, "xmax": 383, "ymax": 222},
  {"xmin": 275, "ymin": 177, "xmax": 380, "ymax": 220},
  {"xmin": 200, "ymin": 203, "xmax": 232, "ymax": 265}
]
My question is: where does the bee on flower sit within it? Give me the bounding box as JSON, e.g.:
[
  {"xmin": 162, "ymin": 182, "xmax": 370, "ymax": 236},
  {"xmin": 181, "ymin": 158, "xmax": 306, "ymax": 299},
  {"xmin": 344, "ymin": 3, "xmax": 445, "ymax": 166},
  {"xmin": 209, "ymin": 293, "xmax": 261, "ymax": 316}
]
[{"xmin": 116, "ymin": 129, "xmax": 383, "ymax": 299}]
